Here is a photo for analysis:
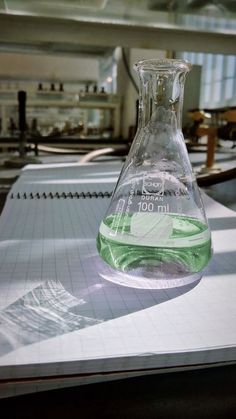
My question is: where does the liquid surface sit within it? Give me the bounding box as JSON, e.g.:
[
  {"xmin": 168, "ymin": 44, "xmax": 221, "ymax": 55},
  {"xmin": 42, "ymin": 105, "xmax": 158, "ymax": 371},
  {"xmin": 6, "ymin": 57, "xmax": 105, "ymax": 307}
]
[{"xmin": 97, "ymin": 213, "xmax": 211, "ymax": 276}]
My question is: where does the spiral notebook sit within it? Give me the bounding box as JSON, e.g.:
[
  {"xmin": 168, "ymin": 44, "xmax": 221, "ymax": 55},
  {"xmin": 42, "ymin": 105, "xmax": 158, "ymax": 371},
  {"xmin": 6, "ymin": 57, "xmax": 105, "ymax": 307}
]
[
  {"xmin": 9, "ymin": 191, "xmax": 113, "ymax": 199},
  {"xmin": 0, "ymin": 162, "xmax": 236, "ymax": 398}
]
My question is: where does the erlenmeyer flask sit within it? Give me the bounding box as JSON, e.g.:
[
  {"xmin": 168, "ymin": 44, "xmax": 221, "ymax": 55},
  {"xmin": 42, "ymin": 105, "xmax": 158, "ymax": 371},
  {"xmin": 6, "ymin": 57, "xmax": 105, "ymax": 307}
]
[{"xmin": 97, "ymin": 59, "xmax": 212, "ymax": 288}]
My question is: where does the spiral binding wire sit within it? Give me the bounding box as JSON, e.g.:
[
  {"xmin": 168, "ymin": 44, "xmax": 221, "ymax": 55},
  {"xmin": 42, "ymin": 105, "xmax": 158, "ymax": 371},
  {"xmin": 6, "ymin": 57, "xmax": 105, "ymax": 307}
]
[{"xmin": 9, "ymin": 191, "xmax": 113, "ymax": 199}]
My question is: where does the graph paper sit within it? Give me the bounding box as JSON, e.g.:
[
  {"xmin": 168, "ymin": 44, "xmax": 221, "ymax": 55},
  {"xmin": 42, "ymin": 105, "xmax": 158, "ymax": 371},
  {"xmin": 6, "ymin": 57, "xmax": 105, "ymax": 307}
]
[{"xmin": 0, "ymin": 162, "xmax": 236, "ymax": 398}]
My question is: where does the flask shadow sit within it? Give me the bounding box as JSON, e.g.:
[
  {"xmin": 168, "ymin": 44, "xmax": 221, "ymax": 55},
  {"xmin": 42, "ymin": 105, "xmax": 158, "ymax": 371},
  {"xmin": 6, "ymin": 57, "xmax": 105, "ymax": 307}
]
[{"xmin": 0, "ymin": 251, "xmax": 201, "ymax": 358}]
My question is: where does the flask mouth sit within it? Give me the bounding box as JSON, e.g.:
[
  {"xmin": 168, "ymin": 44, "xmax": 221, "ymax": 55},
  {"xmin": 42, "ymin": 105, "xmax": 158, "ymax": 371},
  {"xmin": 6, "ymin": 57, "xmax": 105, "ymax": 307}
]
[{"xmin": 134, "ymin": 58, "xmax": 191, "ymax": 73}]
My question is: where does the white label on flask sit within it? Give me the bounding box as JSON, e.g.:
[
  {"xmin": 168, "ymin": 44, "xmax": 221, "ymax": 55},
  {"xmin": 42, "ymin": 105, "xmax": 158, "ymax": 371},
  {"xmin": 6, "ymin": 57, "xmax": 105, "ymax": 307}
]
[{"xmin": 130, "ymin": 213, "xmax": 173, "ymax": 241}]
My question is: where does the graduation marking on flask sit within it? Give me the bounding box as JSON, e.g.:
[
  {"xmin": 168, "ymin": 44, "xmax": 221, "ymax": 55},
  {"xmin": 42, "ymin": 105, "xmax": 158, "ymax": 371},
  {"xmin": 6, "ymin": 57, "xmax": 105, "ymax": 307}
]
[{"xmin": 110, "ymin": 198, "xmax": 125, "ymax": 237}]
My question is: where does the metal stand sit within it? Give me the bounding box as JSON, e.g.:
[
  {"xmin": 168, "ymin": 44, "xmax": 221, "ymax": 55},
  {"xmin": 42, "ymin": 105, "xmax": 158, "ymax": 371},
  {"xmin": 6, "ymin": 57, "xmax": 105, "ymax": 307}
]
[
  {"xmin": 196, "ymin": 126, "xmax": 221, "ymax": 174},
  {"xmin": 4, "ymin": 91, "xmax": 41, "ymax": 168}
]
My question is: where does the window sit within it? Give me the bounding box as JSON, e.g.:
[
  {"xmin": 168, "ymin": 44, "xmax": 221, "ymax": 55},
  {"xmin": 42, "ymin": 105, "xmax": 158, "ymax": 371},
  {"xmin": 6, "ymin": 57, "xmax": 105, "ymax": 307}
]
[{"xmin": 179, "ymin": 15, "xmax": 236, "ymax": 109}]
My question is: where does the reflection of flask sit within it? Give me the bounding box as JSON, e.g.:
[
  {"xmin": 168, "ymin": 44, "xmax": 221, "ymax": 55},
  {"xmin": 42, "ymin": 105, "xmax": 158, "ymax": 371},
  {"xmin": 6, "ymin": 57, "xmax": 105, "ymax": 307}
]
[{"xmin": 97, "ymin": 59, "xmax": 212, "ymax": 288}]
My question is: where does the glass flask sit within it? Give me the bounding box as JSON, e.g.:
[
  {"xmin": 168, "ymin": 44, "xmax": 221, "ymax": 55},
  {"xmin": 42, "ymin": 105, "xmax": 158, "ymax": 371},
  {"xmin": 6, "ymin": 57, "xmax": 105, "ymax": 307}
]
[{"xmin": 97, "ymin": 59, "xmax": 212, "ymax": 289}]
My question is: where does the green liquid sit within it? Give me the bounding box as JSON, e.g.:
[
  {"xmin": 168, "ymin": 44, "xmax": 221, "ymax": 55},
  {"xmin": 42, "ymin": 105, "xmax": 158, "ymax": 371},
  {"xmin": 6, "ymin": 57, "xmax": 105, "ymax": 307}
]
[{"xmin": 97, "ymin": 213, "xmax": 212, "ymax": 275}]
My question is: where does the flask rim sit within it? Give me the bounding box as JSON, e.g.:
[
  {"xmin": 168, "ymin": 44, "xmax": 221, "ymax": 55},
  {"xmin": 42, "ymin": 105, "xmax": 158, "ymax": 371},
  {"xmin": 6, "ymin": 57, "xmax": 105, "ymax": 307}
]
[{"xmin": 134, "ymin": 58, "xmax": 192, "ymax": 73}]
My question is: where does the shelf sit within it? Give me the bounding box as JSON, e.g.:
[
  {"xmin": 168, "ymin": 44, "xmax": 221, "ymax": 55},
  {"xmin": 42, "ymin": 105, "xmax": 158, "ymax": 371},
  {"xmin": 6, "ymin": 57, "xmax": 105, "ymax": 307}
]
[{"xmin": 0, "ymin": 93, "xmax": 121, "ymax": 138}]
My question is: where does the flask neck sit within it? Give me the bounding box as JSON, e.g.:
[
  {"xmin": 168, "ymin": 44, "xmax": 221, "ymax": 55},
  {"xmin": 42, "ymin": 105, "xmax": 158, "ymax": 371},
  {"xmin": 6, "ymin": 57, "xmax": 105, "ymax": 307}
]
[{"xmin": 135, "ymin": 60, "xmax": 190, "ymax": 131}]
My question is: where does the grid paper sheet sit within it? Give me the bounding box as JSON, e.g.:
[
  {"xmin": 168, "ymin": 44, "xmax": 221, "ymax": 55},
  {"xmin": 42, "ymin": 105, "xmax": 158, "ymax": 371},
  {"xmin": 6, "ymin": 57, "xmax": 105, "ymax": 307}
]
[{"xmin": 0, "ymin": 162, "xmax": 236, "ymax": 397}]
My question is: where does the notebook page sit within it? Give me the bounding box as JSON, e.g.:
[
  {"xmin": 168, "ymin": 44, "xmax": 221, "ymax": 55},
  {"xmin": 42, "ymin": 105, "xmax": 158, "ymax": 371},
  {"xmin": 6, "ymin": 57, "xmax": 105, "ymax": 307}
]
[{"xmin": 0, "ymin": 164, "xmax": 235, "ymax": 386}]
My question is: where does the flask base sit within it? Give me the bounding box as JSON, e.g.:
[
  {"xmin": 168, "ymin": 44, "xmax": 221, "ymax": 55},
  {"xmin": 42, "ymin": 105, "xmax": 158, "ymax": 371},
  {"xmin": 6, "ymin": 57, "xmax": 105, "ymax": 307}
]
[{"xmin": 99, "ymin": 265, "xmax": 202, "ymax": 289}]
